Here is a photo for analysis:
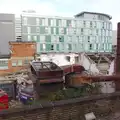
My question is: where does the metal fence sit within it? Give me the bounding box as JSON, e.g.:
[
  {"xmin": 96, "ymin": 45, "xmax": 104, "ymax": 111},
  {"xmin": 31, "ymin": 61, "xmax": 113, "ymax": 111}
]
[{"xmin": 0, "ymin": 81, "xmax": 16, "ymax": 99}]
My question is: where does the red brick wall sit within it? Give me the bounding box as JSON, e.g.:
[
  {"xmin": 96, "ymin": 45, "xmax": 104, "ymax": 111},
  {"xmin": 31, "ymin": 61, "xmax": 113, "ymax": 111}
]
[
  {"xmin": 0, "ymin": 59, "xmax": 29, "ymax": 75},
  {"xmin": 0, "ymin": 42, "xmax": 36, "ymax": 75},
  {"xmin": 9, "ymin": 42, "xmax": 36, "ymax": 57}
]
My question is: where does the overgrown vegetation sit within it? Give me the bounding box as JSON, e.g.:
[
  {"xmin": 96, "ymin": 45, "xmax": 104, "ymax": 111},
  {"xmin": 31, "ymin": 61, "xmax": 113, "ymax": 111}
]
[{"xmin": 46, "ymin": 83, "xmax": 101, "ymax": 101}]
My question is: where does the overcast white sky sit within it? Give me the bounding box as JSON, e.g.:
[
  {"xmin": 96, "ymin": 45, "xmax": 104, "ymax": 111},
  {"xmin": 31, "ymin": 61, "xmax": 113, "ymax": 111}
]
[{"xmin": 0, "ymin": 0, "xmax": 119, "ymax": 30}]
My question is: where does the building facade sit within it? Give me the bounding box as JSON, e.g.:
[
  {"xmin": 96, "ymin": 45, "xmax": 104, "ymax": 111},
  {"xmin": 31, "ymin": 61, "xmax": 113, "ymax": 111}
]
[
  {"xmin": 0, "ymin": 41, "xmax": 36, "ymax": 75},
  {"xmin": 20, "ymin": 11, "xmax": 112, "ymax": 53},
  {"xmin": 0, "ymin": 13, "xmax": 15, "ymax": 55}
]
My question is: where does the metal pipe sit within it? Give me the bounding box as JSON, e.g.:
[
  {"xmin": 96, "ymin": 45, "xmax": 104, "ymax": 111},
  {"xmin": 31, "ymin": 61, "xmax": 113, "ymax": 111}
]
[{"xmin": 114, "ymin": 22, "xmax": 120, "ymax": 74}]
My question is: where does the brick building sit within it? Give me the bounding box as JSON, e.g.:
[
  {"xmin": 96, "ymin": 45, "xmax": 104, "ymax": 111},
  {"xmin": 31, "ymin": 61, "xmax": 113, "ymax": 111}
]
[{"xmin": 0, "ymin": 41, "xmax": 36, "ymax": 75}]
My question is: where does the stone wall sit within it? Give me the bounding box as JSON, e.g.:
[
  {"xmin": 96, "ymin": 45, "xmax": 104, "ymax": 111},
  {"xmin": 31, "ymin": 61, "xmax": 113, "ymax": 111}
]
[{"xmin": 1, "ymin": 93, "xmax": 120, "ymax": 120}]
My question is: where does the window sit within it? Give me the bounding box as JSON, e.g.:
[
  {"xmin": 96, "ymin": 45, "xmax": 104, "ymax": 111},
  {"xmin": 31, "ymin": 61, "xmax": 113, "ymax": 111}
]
[
  {"xmin": 96, "ymin": 29, "xmax": 99, "ymax": 35},
  {"xmin": 0, "ymin": 60, "xmax": 8, "ymax": 69},
  {"xmin": 42, "ymin": 18, "xmax": 45, "ymax": 26},
  {"xmin": 75, "ymin": 56, "xmax": 79, "ymax": 63},
  {"xmin": 45, "ymin": 18, "xmax": 48, "ymax": 26},
  {"xmin": 45, "ymin": 27, "xmax": 48, "ymax": 33},
  {"xmin": 36, "ymin": 27, "xmax": 40, "ymax": 33},
  {"xmin": 52, "ymin": 35, "xmax": 57, "ymax": 42},
  {"xmin": 12, "ymin": 60, "xmax": 17, "ymax": 67},
  {"xmin": 39, "ymin": 19, "xmax": 42, "ymax": 25},
  {"xmin": 51, "ymin": 45, "xmax": 54, "ymax": 50},
  {"xmin": 24, "ymin": 59, "xmax": 29, "ymax": 65},
  {"xmin": 51, "ymin": 19, "xmax": 54, "ymax": 26},
  {"xmin": 36, "ymin": 18, "xmax": 39, "ymax": 25},
  {"xmin": 96, "ymin": 44, "xmax": 98, "ymax": 50},
  {"xmin": 71, "ymin": 20, "xmax": 75, "ymax": 27},
  {"xmin": 88, "ymin": 36, "xmax": 90, "ymax": 42},
  {"xmin": 40, "ymin": 35, "xmax": 45, "ymax": 42},
  {"xmin": 18, "ymin": 60, "xmax": 22, "ymax": 66},
  {"xmin": 33, "ymin": 36, "xmax": 37, "ymax": 41},
  {"xmin": 27, "ymin": 27, "xmax": 31, "ymax": 34},
  {"xmin": 66, "ymin": 56, "xmax": 70, "ymax": 62},
  {"xmin": 83, "ymin": 21, "xmax": 86, "ymax": 27},
  {"xmin": 102, "ymin": 22, "xmax": 104, "ymax": 29},
  {"xmin": 102, "ymin": 44, "xmax": 104, "ymax": 49},
  {"xmin": 56, "ymin": 44, "xmax": 59, "ymax": 51},
  {"xmin": 89, "ymin": 44, "xmax": 92, "ymax": 50},
  {"xmin": 110, "ymin": 31, "xmax": 112, "ymax": 36},
  {"xmin": 94, "ymin": 21, "xmax": 97, "ymax": 27},
  {"xmin": 28, "ymin": 35, "xmax": 31, "ymax": 41},
  {"xmin": 67, "ymin": 44, "xmax": 72, "ymax": 50},
  {"xmin": 89, "ymin": 29, "xmax": 92, "ymax": 35},
  {"xmin": 45, "ymin": 27, "xmax": 51, "ymax": 34},
  {"xmin": 90, "ymin": 21, "xmax": 92, "ymax": 27},
  {"xmin": 73, "ymin": 29, "xmax": 76, "ymax": 34},
  {"xmin": 68, "ymin": 36, "xmax": 72, "ymax": 42},
  {"xmin": 81, "ymin": 28, "xmax": 83, "ymax": 33},
  {"xmin": 58, "ymin": 19, "xmax": 62, "ymax": 26},
  {"xmin": 53, "ymin": 19, "xmax": 56, "ymax": 26},
  {"xmin": 23, "ymin": 17, "xmax": 27, "ymax": 25},
  {"xmin": 59, "ymin": 37, "xmax": 62, "ymax": 42},
  {"xmin": 62, "ymin": 20, "xmax": 66, "ymax": 27},
  {"xmin": 53, "ymin": 28, "xmax": 56, "ymax": 34},
  {"xmin": 43, "ymin": 44, "xmax": 46, "ymax": 50},
  {"xmin": 59, "ymin": 28, "xmax": 64, "ymax": 34}
]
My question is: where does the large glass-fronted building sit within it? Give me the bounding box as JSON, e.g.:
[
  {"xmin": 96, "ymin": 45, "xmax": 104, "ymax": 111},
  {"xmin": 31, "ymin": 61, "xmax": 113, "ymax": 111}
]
[{"xmin": 21, "ymin": 11, "xmax": 112, "ymax": 53}]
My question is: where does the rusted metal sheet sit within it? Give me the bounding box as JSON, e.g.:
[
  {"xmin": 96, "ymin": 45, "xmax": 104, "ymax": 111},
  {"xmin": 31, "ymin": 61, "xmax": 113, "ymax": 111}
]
[
  {"xmin": 71, "ymin": 75, "xmax": 120, "ymax": 81},
  {"xmin": 61, "ymin": 65, "xmax": 85, "ymax": 75},
  {"xmin": 30, "ymin": 61, "xmax": 63, "ymax": 83},
  {"xmin": 66, "ymin": 74, "xmax": 120, "ymax": 87}
]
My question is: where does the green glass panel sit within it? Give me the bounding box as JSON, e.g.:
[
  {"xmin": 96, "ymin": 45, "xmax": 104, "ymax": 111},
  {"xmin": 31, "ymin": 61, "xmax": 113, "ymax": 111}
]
[
  {"xmin": 68, "ymin": 44, "xmax": 72, "ymax": 50},
  {"xmin": 46, "ymin": 44, "xmax": 51, "ymax": 51},
  {"xmin": 56, "ymin": 19, "xmax": 59, "ymax": 26},
  {"xmin": 109, "ymin": 43, "xmax": 112, "ymax": 50},
  {"xmin": 51, "ymin": 27, "xmax": 54, "ymax": 34},
  {"xmin": 40, "ymin": 26, "xmax": 45, "ymax": 34},
  {"xmin": 40, "ymin": 44, "xmax": 43, "ymax": 51},
  {"xmin": 56, "ymin": 28, "xmax": 59, "ymax": 34},
  {"xmin": 56, "ymin": 44, "xmax": 59, "ymax": 51},
  {"xmin": 46, "ymin": 35, "xmax": 51, "ymax": 42}
]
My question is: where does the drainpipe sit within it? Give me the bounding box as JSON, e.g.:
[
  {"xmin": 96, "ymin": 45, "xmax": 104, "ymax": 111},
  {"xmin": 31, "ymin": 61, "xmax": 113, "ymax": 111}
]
[{"xmin": 114, "ymin": 22, "xmax": 120, "ymax": 74}]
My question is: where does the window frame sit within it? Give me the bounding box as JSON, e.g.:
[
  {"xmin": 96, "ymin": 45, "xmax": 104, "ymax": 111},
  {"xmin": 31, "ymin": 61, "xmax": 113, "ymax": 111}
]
[
  {"xmin": 18, "ymin": 60, "xmax": 23, "ymax": 66},
  {"xmin": 0, "ymin": 59, "xmax": 8, "ymax": 70},
  {"xmin": 12, "ymin": 60, "xmax": 17, "ymax": 67}
]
